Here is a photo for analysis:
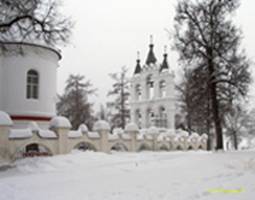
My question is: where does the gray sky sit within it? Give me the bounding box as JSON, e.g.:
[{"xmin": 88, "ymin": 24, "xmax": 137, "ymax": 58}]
[{"xmin": 59, "ymin": 0, "xmax": 255, "ymax": 109}]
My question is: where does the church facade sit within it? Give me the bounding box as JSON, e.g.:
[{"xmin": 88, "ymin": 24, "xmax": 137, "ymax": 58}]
[{"xmin": 130, "ymin": 39, "xmax": 175, "ymax": 130}]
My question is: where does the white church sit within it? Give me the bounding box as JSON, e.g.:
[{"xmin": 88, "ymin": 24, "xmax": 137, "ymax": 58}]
[{"xmin": 130, "ymin": 38, "xmax": 175, "ymax": 130}]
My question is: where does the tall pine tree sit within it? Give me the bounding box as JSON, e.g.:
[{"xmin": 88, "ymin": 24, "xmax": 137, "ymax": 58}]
[
  {"xmin": 107, "ymin": 66, "xmax": 130, "ymax": 129},
  {"xmin": 57, "ymin": 74, "xmax": 96, "ymax": 130}
]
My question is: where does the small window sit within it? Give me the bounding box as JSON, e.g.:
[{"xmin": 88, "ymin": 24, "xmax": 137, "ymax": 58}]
[
  {"xmin": 159, "ymin": 80, "xmax": 167, "ymax": 98},
  {"xmin": 27, "ymin": 70, "xmax": 39, "ymax": 99},
  {"xmin": 135, "ymin": 84, "xmax": 142, "ymax": 101},
  {"xmin": 146, "ymin": 75, "xmax": 154, "ymax": 99}
]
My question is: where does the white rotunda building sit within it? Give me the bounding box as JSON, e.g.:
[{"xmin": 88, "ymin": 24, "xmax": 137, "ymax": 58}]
[
  {"xmin": 130, "ymin": 39, "xmax": 175, "ymax": 129},
  {"xmin": 0, "ymin": 42, "xmax": 61, "ymax": 128}
]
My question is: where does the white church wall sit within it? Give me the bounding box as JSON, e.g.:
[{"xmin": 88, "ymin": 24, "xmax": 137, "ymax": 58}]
[{"xmin": 0, "ymin": 44, "xmax": 59, "ymax": 127}]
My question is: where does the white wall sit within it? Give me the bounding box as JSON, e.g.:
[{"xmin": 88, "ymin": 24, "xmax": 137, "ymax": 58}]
[{"xmin": 0, "ymin": 44, "xmax": 59, "ymax": 118}]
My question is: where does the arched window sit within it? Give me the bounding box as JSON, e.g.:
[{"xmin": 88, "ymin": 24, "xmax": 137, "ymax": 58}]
[
  {"xmin": 27, "ymin": 70, "xmax": 39, "ymax": 99},
  {"xmin": 159, "ymin": 80, "xmax": 167, "ymax": 98},
  {"xmin": 135, "ymin": 84, "xmax": 142, "ymax": 101},
  {"xmin": 146, "ymin": 75, "xmax": 154, "ymax": 99}
]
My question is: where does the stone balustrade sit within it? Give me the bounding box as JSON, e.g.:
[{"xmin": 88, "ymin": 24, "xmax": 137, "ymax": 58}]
[{"xmin": 0, "ymin": 111, "xmax": 207, "ymax": 163}]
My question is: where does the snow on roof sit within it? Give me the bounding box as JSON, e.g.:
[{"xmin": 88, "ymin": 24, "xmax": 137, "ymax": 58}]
[
  {"xmin": 79, "ymin": 124, "xmax": 88, "ymax": 133},
  {"xmin": 87, "ymin": 132, "xmax": 100, "ymax": 139},
  {"xmin": 125, "ymin": 123, "xmax": 139, "ymax": 132},
  {"xmin": 38, "ymin": 130, "xmax": 57, "ymax": 139},
  {"xmin": 0, "ymin": 111, "xmax": 13, "ymax": 126},
  {"xmin": 68, "ymin": 130, "xmax": 83, "ymax": 138},
  {"xmin": 49, "ymin": 116, "xmax": 72, "ymax": 129},
  {"xmin": 9, "ymin": 122, "xmax": 57, "ymax": 139},
  {"xmin": 9, "ymin": 129, "xmax": 33, "ymax": 139},
  {"xmin": 93, "ymin": 120, "xmax": 110, "ymax": 132}
]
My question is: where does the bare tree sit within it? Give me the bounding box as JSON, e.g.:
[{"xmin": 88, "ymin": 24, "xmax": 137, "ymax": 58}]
[
  {"xmin": 174, "ymin": 0, "xmax": 251, "ymax": 150},
  {"xmin": 224, "ymin": 103, "xmax": 255, "ymax": 150},
  {"xmin": 107, "ymin": 66, "xmax": 130, "ymax": 129},
  {"xmin": 57, "ymin": 74, "xmax": 96, "ymax": 130},
  {"xmin": 224, "ymin": 104, "xmax": 245, "ymax": 149},
  {"xmin": 0, "ymin": 0, "xmax": 72, "ymax": 49}
]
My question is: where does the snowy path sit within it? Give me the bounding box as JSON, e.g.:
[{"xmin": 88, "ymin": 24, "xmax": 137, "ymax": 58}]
[{"xmin": 0, "ymin": 151, "xmax": 255, "ymax": 200}]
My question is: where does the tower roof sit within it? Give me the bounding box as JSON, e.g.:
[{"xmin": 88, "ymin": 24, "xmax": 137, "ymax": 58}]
[
  {"xmin": 160, "ymin": 46, "xmax": 169, "ymax": 72},
  {"xmin": 145, "ymin": 35, "xmax": 157, "ymax": 66},
  {"xmin": 134, "ymin": 51, "xmax": 142, "ymax": 75}
]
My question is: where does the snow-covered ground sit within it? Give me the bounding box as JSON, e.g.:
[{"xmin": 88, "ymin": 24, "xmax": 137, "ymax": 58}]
[{"xmin": 0, "ymin": 151, "xmax": 255, "ymax": 200}]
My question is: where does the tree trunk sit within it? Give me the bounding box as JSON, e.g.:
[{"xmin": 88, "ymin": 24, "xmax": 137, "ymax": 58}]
[
  {"xmin": 187, "ymin": 112, "xmax": 192, "ymax": 134},
  {"xmin": 233, "ymin": 131, "xmax": 238, "ymax": 150},
  {"xmin": 208, "ymin": 52, "xmax": 224, "ymax": 150},
  {"xmin": 186, "ymin": 90, "xmax": 192, "ymax": 134},
  {"xmin": 120, "ymin": 73, "xmax": 125, "ymax": 129},
  {"xmin": 206, "ymin": 88, "xmax": 211, "ymax": 151},
  {"xmin": 206, "ymin": 119, "xmax": 212, "ymax": 150},
  {"xmin": 210, "ymin": 78, "xmax": 223, "ymax": 150}
]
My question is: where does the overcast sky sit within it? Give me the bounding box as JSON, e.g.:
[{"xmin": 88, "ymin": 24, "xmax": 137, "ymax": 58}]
[{"xmin": 59, "ymin": 0, "xmax": 255, "ymax": 109}]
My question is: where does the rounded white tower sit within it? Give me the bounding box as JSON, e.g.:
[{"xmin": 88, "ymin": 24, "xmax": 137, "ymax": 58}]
[{"xmin": 0, "ymin": 42, "xmax": 61, "ymax": 128}]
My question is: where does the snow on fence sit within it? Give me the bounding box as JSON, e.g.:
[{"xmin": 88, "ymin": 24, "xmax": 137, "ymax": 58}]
[{"xmin": 0, "ymin": 112, "xmax": 208, "ymax": 162}]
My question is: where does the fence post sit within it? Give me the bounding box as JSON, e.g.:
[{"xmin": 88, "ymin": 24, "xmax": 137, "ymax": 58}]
[
  {"xmin": 125, "ymin": 123, "xmax": 139, "ymax": 152},
  {"xmin": 93, "ymin": 120, "xmax": 110, "ymax": 153},
  {"xmin": 148, "ymin": 126, "xmax": 159, "ymax": 151},
  {"xmin": 49, "ymin": 116, "xmax": 72, "ymax": 155}
]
